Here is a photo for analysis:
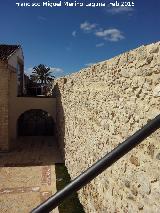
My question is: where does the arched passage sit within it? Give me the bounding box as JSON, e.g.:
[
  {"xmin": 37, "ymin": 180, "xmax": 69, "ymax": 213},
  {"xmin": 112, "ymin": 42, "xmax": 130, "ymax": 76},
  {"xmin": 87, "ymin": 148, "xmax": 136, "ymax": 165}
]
[{"xmin": 17, "ymin": 109, "xmax": 55, "ymax": 136}]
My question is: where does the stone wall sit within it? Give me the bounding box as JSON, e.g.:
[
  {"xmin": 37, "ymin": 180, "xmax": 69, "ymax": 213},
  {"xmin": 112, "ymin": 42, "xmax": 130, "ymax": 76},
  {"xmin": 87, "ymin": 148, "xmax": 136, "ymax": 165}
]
[
  {"xmin": 0, "ymin": 62, "xmax": 9, "ymax": 151},
  {"xmin": 54, "ymin": 41, "xmax": 160, "ymax": 212}
]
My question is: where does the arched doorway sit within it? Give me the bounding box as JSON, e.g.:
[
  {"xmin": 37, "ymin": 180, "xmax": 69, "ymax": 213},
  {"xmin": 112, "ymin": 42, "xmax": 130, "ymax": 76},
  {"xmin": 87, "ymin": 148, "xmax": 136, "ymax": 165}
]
[{"xmin": 17, "ymin": 109, "xmax": 54, "ymax": 136}]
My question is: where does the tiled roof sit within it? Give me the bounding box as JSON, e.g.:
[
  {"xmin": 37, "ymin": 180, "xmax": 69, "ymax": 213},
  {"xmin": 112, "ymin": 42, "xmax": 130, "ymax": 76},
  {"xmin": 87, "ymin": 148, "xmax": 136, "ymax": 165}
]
[{"xmin": 0, "ymin": 44, "xmax": 20, "ymax": 60}]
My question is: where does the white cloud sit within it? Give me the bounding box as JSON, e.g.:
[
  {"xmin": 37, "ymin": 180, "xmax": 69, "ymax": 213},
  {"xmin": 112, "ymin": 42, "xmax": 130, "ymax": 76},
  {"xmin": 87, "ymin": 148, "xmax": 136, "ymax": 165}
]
[
  {"xmin": 107, "ymin": 6, "xmax": 134, "ymax": 14},
  {"xmin": 25, "ymin": 67, "xmax": 63, "ymax": 77},
  {"xmin": 96, "ymin": 43, "xmax": 104, "ymax": 47},
  {"xmin": 85, "ymin": 62, "xmax": 95, "ymax": 67},
  {"xmin": 72, "ymin": 30, "xmax": 77, "ymax": 37},
  {"xmin": 50, "ymin": 67, "xmax": 64, "ymax": 75},
  {"xmin": 80, "ymin": 21, "xmax": 125, "ymax": 43},
  {"xmin": 25, "ymin": 67, "xmax": 33, "ymax": 75},
  {"xmin": 80, "ymin": 21, "xmax": 96, "ymax": 32},
  {"xmin": 95, "ymin": 28, "xmax": 125, "ymax": 42},
  {"xmin": 37, "ymin": 16, "xmax": 47, "ymax": 21},
  {"xmin": 66, "ymin": 46, "xmax": 71, "ymax": 51}
]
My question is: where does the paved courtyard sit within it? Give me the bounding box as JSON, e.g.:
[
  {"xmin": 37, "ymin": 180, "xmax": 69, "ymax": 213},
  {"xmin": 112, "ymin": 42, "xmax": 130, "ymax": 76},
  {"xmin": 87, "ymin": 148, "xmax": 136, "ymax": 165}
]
[{"xmin": 0, "ymin": 137, "xmax": 63, "ymax": 213}]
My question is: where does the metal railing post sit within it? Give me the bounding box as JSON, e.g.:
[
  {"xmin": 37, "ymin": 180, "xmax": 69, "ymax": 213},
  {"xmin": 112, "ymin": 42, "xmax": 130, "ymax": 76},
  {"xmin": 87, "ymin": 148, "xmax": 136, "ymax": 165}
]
[{"xmin": 31, "ymin": 114, "xmax": 160, "ymax": 213}]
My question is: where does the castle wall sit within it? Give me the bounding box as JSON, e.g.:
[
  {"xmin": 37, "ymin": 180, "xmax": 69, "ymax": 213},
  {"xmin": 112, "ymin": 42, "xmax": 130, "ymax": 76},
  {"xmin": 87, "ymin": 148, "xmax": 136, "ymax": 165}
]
[{"xmin": 54, "ymin": 41, "xmax": 160, "ymax": 212}]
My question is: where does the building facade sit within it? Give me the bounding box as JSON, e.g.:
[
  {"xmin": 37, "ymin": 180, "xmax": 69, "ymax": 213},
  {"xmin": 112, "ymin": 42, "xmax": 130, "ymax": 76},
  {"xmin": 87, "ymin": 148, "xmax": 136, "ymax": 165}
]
[
  {"xmin": 0, "ymin": 45, "xmax": 24, "ymax": 150},
  {"xmin": 0, "ymin": 45, "xmax": 56, "ymax": 151}
]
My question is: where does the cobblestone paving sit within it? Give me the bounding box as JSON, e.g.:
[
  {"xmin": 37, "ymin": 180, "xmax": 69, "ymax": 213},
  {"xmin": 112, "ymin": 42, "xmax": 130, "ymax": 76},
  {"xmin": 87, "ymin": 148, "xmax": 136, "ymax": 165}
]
[{"xmin": 0, "ymin": 137, "xmax": 63, "ymax": 213}]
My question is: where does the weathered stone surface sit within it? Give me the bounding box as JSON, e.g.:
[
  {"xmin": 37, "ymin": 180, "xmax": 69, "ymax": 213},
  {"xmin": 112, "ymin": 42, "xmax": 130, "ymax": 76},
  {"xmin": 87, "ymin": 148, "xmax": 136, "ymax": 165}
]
[
  {"xmin": 156, "ymin": 153, "xmax": 160, "ymax": 160},
  {"xmin": 54, "ymin": 41, "xmax": 160, "ymax": 212},
  {"xmin": 129, "ymin": 155, "xmax": 140, "ymax": 167},
  {"xmin": 153, "ymin": 84, "xmax": 160, "ymax": 97}
]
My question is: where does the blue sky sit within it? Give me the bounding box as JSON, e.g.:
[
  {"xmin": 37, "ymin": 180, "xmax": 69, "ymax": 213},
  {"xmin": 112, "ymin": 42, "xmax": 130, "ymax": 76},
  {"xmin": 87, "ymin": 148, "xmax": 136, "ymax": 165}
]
[{"xmin": 0, "ymin": 0, "xmax": 160, "ymax": 77}]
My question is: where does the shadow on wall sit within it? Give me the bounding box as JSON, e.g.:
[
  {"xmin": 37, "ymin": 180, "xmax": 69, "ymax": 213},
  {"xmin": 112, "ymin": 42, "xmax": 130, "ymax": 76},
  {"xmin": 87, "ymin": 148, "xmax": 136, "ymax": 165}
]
[
  {"xmin": 0, "ymin": 136, "xmax": 64, "ymax": 167},
  {"xmin": 55, "ymin": 163, "xmax": 85, "ymax": 213},
  {"xmin": 0, "ymin": 105, "xmax": 64, "ymax": 166},
  {"xmin": 0, "ymin": 82, "xmax": 66, "ymax": 167},
  {"xmin": 53, "ymin": 82, "xmax": 65, "ymax": 160},
  {"xmin": 53, "ymin": 83, "xmax": 85, "ymax": 212}
]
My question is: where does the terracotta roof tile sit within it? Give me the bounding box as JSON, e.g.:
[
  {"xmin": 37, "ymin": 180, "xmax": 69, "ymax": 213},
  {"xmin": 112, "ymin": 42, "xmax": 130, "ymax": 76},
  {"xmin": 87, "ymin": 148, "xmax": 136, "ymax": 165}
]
[{"xmin": 0, "ymin": 44, "xmax": 20, "ymax": 60}]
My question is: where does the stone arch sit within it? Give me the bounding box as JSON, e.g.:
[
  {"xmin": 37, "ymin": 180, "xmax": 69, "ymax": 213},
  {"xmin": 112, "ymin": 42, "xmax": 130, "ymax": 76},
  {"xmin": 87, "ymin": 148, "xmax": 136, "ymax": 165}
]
[{"xmin": 17, "ymin": 109, "xmax": 55, "ymax": 136}]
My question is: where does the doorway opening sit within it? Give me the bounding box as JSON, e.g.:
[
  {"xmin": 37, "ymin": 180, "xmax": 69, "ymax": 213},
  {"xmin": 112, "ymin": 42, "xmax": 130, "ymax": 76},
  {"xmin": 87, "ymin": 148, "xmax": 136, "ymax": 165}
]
[{"xmin": 17, "ymin": 109, "xmax": 54, "ymax": 136}]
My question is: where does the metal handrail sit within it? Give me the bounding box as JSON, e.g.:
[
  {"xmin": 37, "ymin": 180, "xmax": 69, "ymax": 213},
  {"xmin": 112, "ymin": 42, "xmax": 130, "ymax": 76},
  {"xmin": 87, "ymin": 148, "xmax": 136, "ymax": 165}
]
[{"xmin": 31, "ymin": 114, "xmax": 160, "ymax": 213}]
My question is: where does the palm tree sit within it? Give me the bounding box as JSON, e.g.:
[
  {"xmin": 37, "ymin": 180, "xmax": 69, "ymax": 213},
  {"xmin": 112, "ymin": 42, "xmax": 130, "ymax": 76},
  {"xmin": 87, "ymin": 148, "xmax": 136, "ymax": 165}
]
[{"xmin": 30, "ymin": 64, "xmax": 55, "ymax": 95}]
